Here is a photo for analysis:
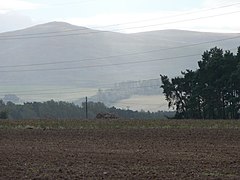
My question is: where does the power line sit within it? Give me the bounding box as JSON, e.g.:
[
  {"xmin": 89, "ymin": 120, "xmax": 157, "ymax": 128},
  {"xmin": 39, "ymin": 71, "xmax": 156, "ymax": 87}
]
[
  {"xmin": 0, "ymin": 78, "xmax": 161, "ymax": 94},
  {"xmin": 0, "ymin": 70, "xmax": 162, "ymax": 88},
  {"xmin": 0, "ymin": 87, "xmax": 97, "ymax": 94},
  {"xmin": 0, "ymin": 36, "xmax": 239, "ymax": 70},
  {"xmin": 1, "ymin": 47, "xmax": 238, "ymax": 95},
  {"xmin": 1, "ymin": 2, "xmax": 239, "ymax": 39},
  {"xmin": 66, "ymin": 2, "xmax": 240, "ymax": 28},
  {"xmin": 0, "ymin": 54, "xmax": 201, "ymax": 73},
  {"xmin": 0, "ymin": 10, "xmax": 240, "ymax": 41},
  {"xmin": 1, "ymin": 49, "xmax": 239, "ymax": 97},
  {"xmin": 0, "ymin": 47, "xmax": 174, "ymax": 68},
  {"xmin": 1, "ymin": 47, "xmax": 237, "ymax": 97},
  {"xmin": 0, "ymin": 84, "xmax": 161, "ymax": 96},
  {"xmin": 0, "ymin": 3, "xmax": 240, "ymax": 38},
  {"xmin": 0, "ymin": 39, "xmax": 239, "ymax": 73}
]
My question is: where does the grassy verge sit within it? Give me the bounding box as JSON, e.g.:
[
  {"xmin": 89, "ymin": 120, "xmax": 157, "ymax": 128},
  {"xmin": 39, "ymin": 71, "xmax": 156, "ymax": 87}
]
[{"xmin": 0, "ymin": 119, "xmax": 240, "ymax": 130}]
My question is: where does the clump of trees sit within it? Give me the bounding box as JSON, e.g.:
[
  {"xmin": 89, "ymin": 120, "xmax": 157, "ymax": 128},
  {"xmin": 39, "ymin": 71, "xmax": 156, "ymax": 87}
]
[
  {"xmin": 161, "ymin": 47, "xmax": 240, "ymax": 119},
  {"xmin": 0, "ymin": 100, "xmax": 8, "ymax": 119},
  {"xmin": 0, "ymin": 111, "xmax": 8, "ymax": 119}
]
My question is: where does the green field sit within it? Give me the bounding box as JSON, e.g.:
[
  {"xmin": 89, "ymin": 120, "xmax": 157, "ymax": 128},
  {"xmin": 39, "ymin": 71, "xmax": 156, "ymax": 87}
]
[
  {"xmin": 1, "ymin": 119, "xmax": 240, "ymax": 130},
  {"xmin": 0, "ymin": 86, "xmax": 98, "ymax": 102}
]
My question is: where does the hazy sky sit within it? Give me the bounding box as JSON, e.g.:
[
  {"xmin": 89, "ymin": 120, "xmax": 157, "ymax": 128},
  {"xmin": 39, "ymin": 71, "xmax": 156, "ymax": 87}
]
[{"xmin": 0, "ymin": 0, "xmax": 240, "ymax": 33}]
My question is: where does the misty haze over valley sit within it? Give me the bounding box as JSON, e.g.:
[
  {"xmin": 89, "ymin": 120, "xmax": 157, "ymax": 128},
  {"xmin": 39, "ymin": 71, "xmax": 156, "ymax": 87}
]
[
  {"xmin": 2, "ymin": 1, "xmax": 240, "ymax": 179},
  {"xmin": 0, "ymin": 0, "xmax": 240, "ymax": 180},
  {"xmin": 0, "ymin": 21, "xmax": 239, "ymax": 111}
]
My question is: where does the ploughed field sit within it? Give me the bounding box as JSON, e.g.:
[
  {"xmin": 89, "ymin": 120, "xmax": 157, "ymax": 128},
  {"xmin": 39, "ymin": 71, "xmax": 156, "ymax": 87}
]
[{"xmin": 0, "ymin": 120, "xmax": 240, "ymax": 179}]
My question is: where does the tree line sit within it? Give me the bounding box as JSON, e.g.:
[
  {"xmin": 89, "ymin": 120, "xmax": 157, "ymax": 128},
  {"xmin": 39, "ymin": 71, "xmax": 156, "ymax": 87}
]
[
  {"xmin": 161, "ymin": 47, "xmax": 240, "ymax": 119},
  {"xmin": 0, "ymin": 100, "xmax": 173, "ymax": 120}
]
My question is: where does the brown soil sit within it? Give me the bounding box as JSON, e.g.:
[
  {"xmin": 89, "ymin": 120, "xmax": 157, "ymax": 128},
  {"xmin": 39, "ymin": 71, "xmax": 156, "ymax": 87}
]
[{"xmin": 0, "ymin": 128, "xmax": 240, "ymax": 179}]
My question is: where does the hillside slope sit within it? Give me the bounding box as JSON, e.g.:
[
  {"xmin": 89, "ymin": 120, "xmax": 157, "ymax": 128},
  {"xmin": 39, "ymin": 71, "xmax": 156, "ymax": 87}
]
[{"xmin": 0, "ymin": 22, "xmax": 239, "ymax": 108}]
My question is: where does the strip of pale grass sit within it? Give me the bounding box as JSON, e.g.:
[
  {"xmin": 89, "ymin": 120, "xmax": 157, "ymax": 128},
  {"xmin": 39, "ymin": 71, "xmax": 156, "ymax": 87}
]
[{"xmin": 0, "ymin": 119, "xmax": 240, "ymax": 130}]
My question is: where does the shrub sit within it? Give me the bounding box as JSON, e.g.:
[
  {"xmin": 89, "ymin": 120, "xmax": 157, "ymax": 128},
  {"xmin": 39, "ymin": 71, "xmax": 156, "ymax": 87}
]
[{"xmin": 0, "ymin": 111, "xmax": 8, "ymax": 119}]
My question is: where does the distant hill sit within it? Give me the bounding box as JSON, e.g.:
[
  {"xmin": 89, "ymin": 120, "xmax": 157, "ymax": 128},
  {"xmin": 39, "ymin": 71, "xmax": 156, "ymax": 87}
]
[{"xmin": 0, "ymin": 22, "xmax": 239, "ymax": 108}]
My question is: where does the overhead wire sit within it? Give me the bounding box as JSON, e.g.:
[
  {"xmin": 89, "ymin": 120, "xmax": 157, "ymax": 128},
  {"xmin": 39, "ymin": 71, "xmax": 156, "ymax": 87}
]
[
  {"xmin": 0, "ymin": 9, "xmax": 240, "ymax": 41},
  {"xmin": 1, "ymin": 50, "xmax": 238, "ymax": 102},
  {"xmin": 1, "ymin": 46, "xmax": 238, "ymax": 96},
  {"xmin": 0, "ymin": 78, "xmax": 161, "ymax": 93},
  {"xmin": 0, "ymin": 36, "xmax": 239, "ymax": 70},
  {"xmin": 1, "ymin": 46, "xmax": 238, "ymax": 98},
  {"xmin": 0, "ymin": 54, "xmax": 201, "ymax": 73},
  {"xmin": 0, "ymin": 2, "xmax": 239, "ymax": 98},
  {"xmin": 0, "ymin": 2, "xmax": 240, "ymax": 39},
  {"xmin": 0, "ymin": 39, "xmax": 239, "ymax": 73},
  {"xmin": 1, "ymin": 47, "xmax": 238, "ymax": 95},
  {"xmin": 1, "ymin": 2, "xmax": 238, "ymax": 107},
  {"xmin": 0, "ymin": 84, "xmax": 161, "ymax": 96}
]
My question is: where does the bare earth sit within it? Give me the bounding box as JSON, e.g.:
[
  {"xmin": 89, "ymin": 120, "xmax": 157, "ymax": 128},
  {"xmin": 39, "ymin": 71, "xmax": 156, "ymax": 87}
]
[{"xmin": 0, "ymin": 128, "xmax": 240, "ymax": 179}]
